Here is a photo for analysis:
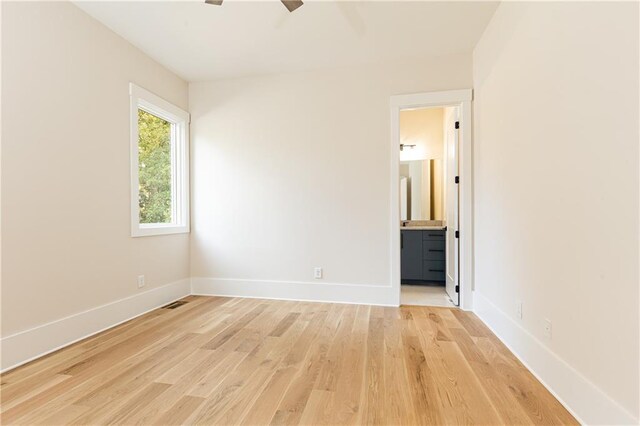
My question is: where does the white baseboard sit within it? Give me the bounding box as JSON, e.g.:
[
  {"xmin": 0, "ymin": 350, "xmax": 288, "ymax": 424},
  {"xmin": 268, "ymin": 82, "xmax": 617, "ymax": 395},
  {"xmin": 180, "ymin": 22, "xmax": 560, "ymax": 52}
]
[
  {"xmin": 1, "ymin": 278, "xmax": 191, "ymax": 372},
  {"xmin": 191, "ymin": 277, "xmax": 398, "ymax": 307},
  {"xmin": 473, "ymin": 291, "xmax": 638, "ymax": 426}
]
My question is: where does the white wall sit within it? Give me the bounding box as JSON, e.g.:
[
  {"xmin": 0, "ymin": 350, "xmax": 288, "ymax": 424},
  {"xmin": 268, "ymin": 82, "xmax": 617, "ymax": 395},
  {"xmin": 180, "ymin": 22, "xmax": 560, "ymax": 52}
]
[
  {"xmin": 473, "ymin": 2, "xmax": 639, "ymax": 424},
  {"xmin": 1, "ymin": 2, "xmax": 190, "ymax": 366},
  {"xmin": 190, "ymin": 56, "xmax": 471, "ymax": 303}
]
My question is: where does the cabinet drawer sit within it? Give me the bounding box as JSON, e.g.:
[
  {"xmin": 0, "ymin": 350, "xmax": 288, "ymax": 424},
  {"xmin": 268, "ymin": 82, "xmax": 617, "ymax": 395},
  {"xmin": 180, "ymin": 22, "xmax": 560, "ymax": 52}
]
[
  {"xmin": 423, "ymin": 230, "xmax": 445, "ymax": 241},
  {"xmin": 423, "ymin": 240, "xmax": 445, "ymax": 260},
  {"xmin": 423, "ymin": 260, "xmax": 445, "ymax": 281}
]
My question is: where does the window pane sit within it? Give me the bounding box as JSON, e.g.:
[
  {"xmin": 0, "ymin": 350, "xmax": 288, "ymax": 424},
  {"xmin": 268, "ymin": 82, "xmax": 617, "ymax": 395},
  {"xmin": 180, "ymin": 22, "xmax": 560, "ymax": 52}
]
[{"xmin": 138, "ymin": 109, "xmax": 172, "ymax": 224}]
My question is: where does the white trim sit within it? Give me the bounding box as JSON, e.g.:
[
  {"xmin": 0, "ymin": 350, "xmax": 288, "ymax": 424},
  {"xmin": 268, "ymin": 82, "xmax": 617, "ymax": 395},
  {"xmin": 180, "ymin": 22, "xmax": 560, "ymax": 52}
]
[
  {"xmin": 390, "ymin": 89, "xmax": 474, "ymax": 310},
  {"xmin": 0, "ymin": 279, "xmax": 191, "ymax": 372},
  {"xmin": 129, "ymin": 83, "xmax": 190, "ymax": 238},
  {"xmin": 191, "ymin": 277, "xmax": 397, "ymax": 307},
  {"xmin": 390, "ymin": 89, "xmax": 472, "ymax": 109},
  {"xmin": 474, "ymin": 292, "xmax": 638, "ymax": 426}
]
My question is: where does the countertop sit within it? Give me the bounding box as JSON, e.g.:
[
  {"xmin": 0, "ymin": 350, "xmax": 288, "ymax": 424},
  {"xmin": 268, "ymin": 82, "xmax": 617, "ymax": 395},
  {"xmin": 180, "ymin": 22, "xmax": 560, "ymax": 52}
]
[
  {"xmin": 400, "ymin": 220, "xmax": 446, "ymax": 231},
  {"xmin": 401, "ymin": 226, "xmax": 446, "ymax": 231}
]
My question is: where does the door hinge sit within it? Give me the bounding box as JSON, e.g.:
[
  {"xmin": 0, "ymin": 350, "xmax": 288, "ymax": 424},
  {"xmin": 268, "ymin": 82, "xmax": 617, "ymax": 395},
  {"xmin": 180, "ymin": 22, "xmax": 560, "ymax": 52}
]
[
  {"xmin": 454, "ymin": 176, "xmax": 459, "ymax": 184},
  {"xmin": 455, "ymin": 230, "xmax": 459, "ymax": 238},
  {"xmin": 455, "ymin": 121, "xmax": 460, "ymax": 129},
  {"xmin": 455, "ymin": 285, "xmax": 460, "ymax": 293}
]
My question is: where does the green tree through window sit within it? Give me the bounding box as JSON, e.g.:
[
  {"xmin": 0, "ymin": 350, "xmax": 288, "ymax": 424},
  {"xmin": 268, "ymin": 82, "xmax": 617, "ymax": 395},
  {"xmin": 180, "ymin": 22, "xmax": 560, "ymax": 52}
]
[{"xmin": 138, "ymin": 109, "xmax": 172, "ymax": 224}]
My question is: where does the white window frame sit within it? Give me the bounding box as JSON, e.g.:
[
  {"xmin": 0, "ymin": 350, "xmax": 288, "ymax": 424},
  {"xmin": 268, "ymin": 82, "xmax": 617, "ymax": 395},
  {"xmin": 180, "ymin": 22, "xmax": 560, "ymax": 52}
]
[{"xmin": 129, "ymin": 83, "xmax": 190, "ymax": 237}]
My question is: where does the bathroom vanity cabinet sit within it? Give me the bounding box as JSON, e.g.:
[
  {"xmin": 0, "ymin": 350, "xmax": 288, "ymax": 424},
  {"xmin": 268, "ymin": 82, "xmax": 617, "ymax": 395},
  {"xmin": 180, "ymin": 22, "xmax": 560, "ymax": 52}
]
[{"xmin": 401, "ymin": 229, "xmax": 446, "ymax": 282}]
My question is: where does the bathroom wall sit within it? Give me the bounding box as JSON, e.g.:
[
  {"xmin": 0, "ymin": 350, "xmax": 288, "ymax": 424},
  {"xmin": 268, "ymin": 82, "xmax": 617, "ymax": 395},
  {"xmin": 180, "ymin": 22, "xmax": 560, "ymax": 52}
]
[
  {"xmin": 400, "ymin": 107, "xmax": 446, "ymax": 221},
  {"xmin": 399, "ymin": 107, "xmax": 444, "ymax": 162}
]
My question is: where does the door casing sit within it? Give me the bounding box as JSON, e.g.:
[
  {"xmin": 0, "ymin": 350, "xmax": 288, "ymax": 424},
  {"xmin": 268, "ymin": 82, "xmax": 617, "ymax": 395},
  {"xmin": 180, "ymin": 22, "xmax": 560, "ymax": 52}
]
[{"xmin": 389, "ymin": 89, "xmax": 473, "ymax": 310}]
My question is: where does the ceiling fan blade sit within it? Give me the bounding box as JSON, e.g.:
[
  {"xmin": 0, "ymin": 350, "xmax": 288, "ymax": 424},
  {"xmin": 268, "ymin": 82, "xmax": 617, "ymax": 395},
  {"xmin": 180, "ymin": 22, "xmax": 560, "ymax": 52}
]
[
  {"xmin": 204, "ymin": 0, "xmax": 223, "ymax": 5},
  {"xmin": 281, "ymin": 0, "xmax": 303, "ymax": 12}
]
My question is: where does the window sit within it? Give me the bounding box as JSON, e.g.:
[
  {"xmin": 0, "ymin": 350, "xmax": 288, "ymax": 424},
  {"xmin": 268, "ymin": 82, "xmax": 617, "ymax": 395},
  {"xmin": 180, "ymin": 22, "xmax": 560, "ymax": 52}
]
[{"xmin": 129, "ymin": 83, "xmax": 189, "ymax": 237}]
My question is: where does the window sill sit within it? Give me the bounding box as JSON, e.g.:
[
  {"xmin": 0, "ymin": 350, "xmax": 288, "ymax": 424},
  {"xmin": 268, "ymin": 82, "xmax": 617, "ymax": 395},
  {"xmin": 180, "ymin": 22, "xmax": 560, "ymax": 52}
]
[{"xmin": 131, "ymin": 224, "xmax": 190, "ymax": 238}]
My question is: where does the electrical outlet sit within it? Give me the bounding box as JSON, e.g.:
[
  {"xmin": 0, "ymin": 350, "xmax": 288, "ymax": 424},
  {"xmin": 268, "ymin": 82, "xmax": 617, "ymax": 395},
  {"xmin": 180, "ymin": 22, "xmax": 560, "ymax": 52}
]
[
  {"xmin": 314, "ymin": 267, "xmax": 323, "ymax": 279},
  {"xmin": 543, "ymin": 319, "xmax": 552, "ymax": 339},
  {"xmin": 516, "ymin": 301, "xmax": 523, "ymax": 319},
  {"xmin": 137, "ymin": 275, "xmax": 145, "ymax": 288}
]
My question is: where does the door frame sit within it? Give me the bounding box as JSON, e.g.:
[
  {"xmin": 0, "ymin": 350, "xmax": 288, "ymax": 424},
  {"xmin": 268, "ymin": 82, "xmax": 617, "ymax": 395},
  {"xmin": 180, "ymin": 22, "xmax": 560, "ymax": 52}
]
[{"xmin": 389, "ymin": 89, "xmax": 473, "ymax": 310}]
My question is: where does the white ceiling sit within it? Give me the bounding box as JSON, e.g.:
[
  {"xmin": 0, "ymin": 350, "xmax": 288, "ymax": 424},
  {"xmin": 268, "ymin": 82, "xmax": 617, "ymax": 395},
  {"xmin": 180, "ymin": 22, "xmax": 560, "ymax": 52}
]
[{"xmin": 74, "ymin": 1, "xmax": 499, "ymax": 82}]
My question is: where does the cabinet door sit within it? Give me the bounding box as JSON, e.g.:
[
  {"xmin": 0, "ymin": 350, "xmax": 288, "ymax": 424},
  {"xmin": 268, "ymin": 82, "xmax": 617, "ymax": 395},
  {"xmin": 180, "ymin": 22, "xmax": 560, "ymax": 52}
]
[{"xmin": 401, "ymin": 231, "xmax": 423, "ymax": 280}]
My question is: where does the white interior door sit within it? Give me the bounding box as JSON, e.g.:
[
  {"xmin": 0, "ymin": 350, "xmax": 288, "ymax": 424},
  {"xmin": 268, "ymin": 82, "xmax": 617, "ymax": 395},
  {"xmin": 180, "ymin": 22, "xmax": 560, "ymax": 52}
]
[{"xmin": 445, "ymin": 107, "xmax": 459, "ymax": 305}]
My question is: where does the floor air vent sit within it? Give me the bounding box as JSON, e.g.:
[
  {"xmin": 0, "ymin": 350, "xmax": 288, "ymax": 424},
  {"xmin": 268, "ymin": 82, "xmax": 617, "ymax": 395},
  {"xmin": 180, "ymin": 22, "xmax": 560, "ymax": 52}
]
[{"xmin": 162, "ymin": 300, "xmax": 188, "ymax": 309}]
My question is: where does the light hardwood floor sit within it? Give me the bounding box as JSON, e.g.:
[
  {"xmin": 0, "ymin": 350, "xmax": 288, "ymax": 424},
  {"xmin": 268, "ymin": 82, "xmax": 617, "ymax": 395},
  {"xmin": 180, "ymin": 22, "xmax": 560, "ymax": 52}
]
[{"xmin": 0, "ymin": 296, "xmax": 577, "ymax": 425}]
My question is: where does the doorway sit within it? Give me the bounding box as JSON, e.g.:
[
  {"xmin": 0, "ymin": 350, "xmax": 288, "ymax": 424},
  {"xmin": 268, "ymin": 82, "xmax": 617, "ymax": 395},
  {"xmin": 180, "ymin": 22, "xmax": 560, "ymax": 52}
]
[
  {"xmin": 398, "ymin": 106, "xmax": 458, "ymax": 306},
  {"xmin": 389, "ymin": 90, "xmax": 473, "ymax": 309}
]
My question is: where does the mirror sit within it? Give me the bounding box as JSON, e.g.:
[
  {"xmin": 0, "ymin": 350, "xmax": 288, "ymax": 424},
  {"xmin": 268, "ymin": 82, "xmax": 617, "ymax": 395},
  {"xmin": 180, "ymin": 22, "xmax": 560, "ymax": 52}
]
[{"xmin": 400, "ymin": 159, "xmax": 444, "ymax": 221}]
